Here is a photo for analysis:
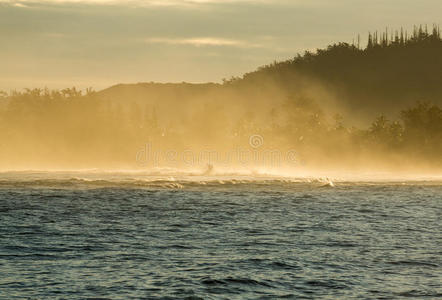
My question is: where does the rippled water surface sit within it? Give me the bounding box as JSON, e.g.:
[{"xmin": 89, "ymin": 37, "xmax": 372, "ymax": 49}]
[{"xmin": 0, "ymin": 172, "xmax": 441, "ymax": 299}]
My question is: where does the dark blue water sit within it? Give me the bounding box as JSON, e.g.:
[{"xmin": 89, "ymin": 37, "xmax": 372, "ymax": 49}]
[{"xmin": 0, "ymin": 176, "xmax": 441, "ymax": 299}]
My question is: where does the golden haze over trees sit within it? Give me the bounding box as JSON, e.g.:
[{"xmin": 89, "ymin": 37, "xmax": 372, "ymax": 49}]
[{"xmin": 0, "ymin": 26, "xmax": 441, "ymax": 171}]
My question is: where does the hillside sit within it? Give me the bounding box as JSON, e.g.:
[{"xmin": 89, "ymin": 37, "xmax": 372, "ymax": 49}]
[
  {"xmin": 98, "ymin": 25, "xmax": 442, "ymax": 123},
  {"xmin": 234, "ymin": 25, "xmax": 442, "ymax": 120}
]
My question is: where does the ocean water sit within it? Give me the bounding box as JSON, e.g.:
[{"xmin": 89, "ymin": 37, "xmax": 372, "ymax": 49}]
[{"xmin": 0, "ymin": 172, "xmax": 441, "ymax": 299}]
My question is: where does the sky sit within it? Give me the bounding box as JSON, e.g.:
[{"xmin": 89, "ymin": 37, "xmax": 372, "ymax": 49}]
[{"xmin": 0, "ymin": 0, "xmax": 441, "ymax": 90}]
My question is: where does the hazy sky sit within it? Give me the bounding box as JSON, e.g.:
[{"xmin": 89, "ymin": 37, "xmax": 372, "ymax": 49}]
[{"xmin": 1, "ymin": 0, "xmax": 441, "ymax": 90}]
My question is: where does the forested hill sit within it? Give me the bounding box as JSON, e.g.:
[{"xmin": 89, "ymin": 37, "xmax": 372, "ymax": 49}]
[
  {"xmin": 231, "ymin": 25, "xmax": 442, "ymax": 117},
  {"xmin": 98, "ymin": 26, "xmax": 442, "ymax": 123}
]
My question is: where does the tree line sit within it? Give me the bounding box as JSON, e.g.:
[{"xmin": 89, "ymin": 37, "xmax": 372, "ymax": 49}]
[{"xmin": 0, "ymin": 88, "xmax": 440, "ymax": 169}]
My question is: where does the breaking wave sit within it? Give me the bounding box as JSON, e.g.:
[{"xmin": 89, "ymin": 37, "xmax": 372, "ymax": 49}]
[{"xmin": 0, "ymin": 169, "xmax": 440, "ymax": 189}]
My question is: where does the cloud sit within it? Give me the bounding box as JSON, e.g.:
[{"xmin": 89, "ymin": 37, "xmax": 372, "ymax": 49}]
[
  {"xmin": 144, "ymin": 37, "xmax": 262, "ymax": 48},
  {"xmin": 11, "ymin": 2, "xmax": 27, "ymax": 6},
  {"xmin": 43, "ymin": 32, "xmax": 66, "ymax": 38}
]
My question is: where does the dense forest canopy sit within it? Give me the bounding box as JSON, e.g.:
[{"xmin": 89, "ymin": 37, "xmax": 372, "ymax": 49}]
[
  {"xmin": 233, "ymin": 25, "xmax": 442, "ymax": 122},
  {"xmin": 0, "ymin": 25, "xmax": 441, "ymax": 172}
]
